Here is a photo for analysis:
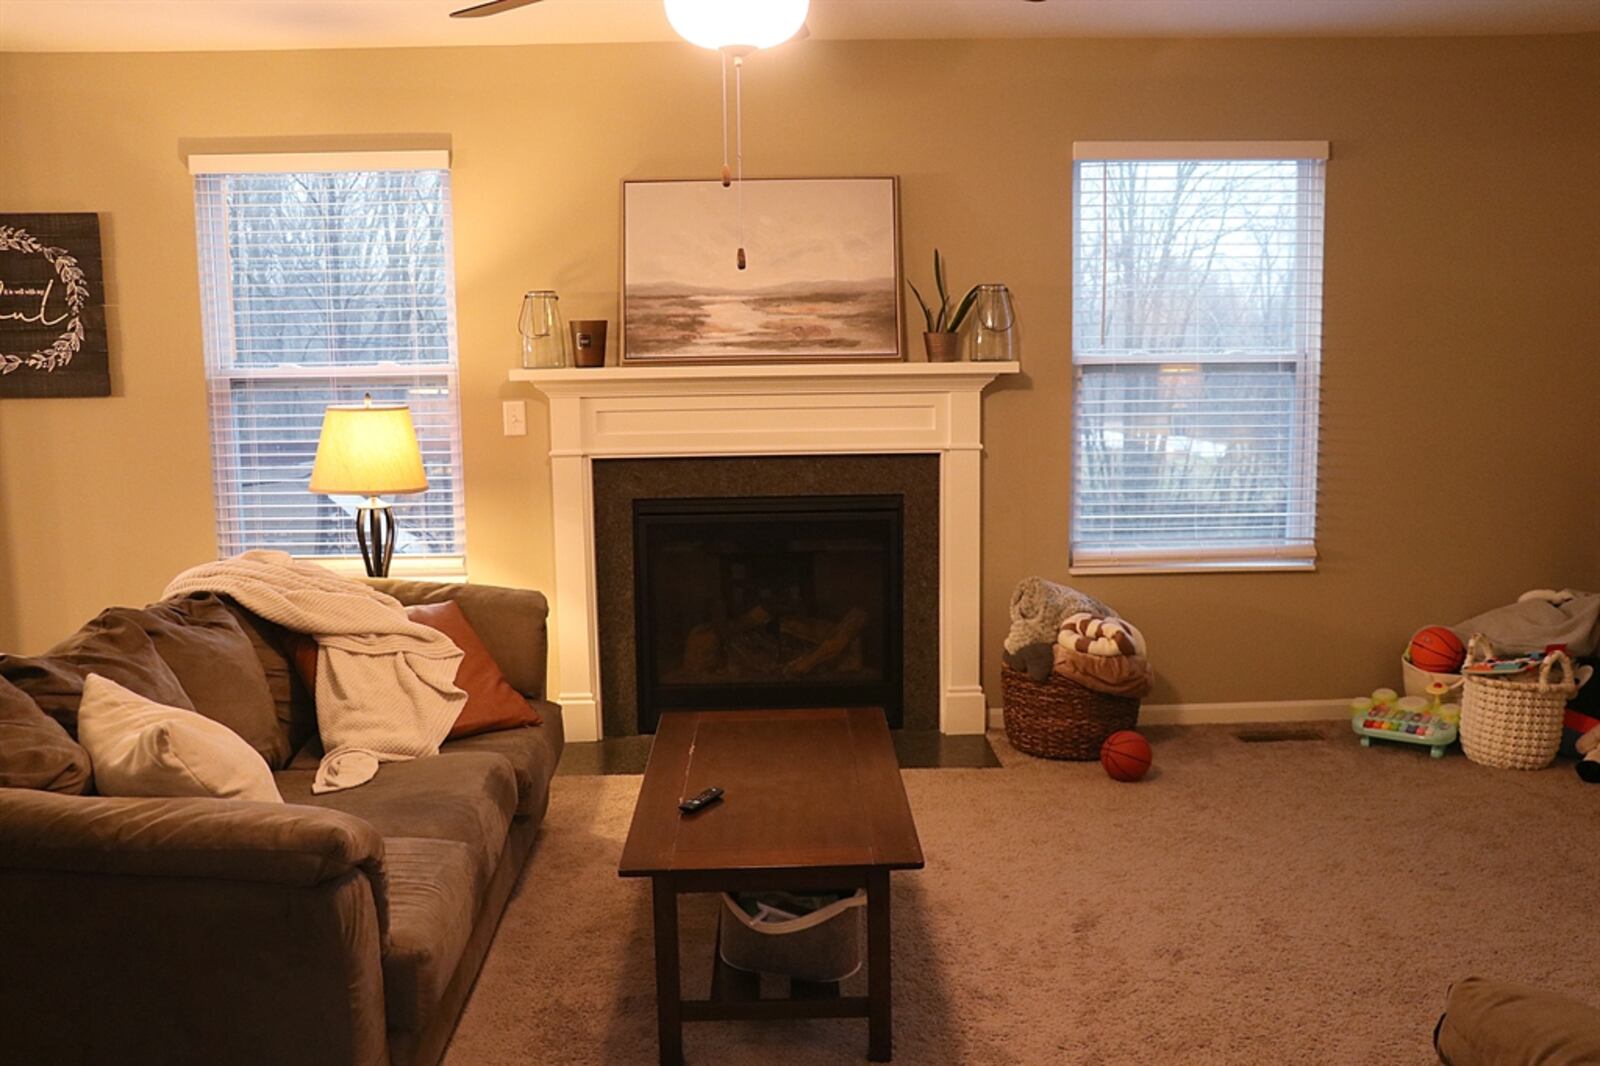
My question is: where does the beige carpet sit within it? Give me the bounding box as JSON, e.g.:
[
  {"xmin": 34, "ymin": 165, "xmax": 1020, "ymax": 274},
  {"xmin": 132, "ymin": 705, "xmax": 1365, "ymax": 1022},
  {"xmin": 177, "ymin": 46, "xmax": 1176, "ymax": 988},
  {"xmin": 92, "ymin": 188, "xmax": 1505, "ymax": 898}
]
[{"xmin": 443, "ymin": 725, "xmax": 1597, "ymax": 1065}]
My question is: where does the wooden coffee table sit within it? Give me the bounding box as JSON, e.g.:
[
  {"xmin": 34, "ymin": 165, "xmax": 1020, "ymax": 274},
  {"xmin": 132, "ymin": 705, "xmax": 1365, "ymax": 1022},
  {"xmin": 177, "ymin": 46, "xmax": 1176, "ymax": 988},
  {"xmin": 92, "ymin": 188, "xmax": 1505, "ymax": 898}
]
[{"xmin": 619, "ymin": 708, "xmax": 924, "ymax": 1065}]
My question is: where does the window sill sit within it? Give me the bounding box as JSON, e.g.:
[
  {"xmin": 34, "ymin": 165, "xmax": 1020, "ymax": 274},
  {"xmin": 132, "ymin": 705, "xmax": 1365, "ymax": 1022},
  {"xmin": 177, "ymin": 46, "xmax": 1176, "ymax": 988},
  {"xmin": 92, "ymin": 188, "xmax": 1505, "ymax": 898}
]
[
  {"xmin": 298, "ymin": 555, "xmax": 468, "ymax": 583},
  {"xmin": 1069, "ymin": 557, "xmax": 1317, "ymax": 576}
]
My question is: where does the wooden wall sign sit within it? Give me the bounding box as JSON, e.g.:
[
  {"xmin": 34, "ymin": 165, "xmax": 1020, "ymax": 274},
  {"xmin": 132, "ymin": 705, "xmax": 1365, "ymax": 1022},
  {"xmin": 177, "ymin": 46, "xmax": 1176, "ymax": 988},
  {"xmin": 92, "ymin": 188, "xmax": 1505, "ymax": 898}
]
[{"xmin": 0, "ymin": 213, "xmax": 109, "ymax": 398}]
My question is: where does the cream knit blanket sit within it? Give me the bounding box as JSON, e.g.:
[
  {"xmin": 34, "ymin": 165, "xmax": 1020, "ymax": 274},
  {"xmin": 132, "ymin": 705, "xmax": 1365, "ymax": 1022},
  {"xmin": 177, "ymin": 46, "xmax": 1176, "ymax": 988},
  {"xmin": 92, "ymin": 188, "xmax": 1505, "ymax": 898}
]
[{"xmin": 163, "ymin": 551, "xmax": 465, "ymax": 793}]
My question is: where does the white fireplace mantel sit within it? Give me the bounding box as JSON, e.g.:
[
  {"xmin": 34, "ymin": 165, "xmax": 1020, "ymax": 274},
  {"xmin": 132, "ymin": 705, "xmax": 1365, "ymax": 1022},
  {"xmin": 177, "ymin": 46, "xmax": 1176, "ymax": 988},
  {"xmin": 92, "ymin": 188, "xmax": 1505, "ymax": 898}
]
[{"xmin": 511, "ymin": 360, "xmax": 1020, "ymax": 741}]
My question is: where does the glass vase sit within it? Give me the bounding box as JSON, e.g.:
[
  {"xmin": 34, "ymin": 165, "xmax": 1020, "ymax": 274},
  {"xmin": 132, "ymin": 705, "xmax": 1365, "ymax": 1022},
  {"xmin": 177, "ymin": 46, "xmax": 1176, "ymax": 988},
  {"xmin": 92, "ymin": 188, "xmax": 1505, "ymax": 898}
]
[
  {"xmin": 964, "ymin": 284, "xmax": 1020, "ymax": 363},
  {"xmin": 519, "ymin": 290, "xmax": 570, "ymax": 369}
]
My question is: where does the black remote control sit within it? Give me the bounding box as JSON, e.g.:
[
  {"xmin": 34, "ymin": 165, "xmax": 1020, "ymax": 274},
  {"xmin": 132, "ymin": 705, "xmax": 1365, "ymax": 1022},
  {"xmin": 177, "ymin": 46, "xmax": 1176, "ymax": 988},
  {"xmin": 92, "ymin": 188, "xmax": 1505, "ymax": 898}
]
[{"xmin": 679, "ymin": 786, "xmax": 724, "ymax": 814}]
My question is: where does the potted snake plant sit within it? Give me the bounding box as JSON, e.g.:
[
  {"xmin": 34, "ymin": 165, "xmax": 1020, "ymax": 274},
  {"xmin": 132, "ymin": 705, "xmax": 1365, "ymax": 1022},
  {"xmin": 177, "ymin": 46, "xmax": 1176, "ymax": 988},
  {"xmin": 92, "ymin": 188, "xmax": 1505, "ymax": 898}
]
[{"xmin": 907, "ymin": 249, "xmax": 978, "ymax": 362}]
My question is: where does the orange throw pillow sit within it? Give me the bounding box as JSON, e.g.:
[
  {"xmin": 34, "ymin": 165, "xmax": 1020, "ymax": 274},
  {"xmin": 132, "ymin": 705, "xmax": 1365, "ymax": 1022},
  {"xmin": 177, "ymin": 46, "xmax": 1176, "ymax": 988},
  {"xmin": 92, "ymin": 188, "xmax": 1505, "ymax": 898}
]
[{"xmin": 288, "ymin": 601, "xmax": 540, "ymax": 739}]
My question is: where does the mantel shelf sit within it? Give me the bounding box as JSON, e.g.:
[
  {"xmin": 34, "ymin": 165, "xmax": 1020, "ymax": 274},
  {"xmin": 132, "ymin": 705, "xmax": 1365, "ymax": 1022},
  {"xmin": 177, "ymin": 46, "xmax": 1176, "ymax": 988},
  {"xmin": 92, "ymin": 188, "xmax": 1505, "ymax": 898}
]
[{"xmin": 510, "ymin": 360, "xmax": 1020, "ymax": 394}]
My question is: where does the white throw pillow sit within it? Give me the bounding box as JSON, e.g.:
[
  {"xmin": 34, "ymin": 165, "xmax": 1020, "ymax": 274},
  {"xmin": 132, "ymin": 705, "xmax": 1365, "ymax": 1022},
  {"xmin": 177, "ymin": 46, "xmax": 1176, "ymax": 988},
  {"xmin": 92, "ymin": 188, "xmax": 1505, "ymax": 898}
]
[{"xmin": 77, "ymin": 673, "xmax": 283, "ymax": 803}]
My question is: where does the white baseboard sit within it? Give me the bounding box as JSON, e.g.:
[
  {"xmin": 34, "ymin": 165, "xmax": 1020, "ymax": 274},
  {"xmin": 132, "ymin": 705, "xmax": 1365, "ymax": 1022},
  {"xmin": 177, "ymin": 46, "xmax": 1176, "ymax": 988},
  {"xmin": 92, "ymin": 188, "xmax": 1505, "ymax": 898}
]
[{"xmin": 986, "ymin": 698, "xmax": 1348, "ymax": 730}]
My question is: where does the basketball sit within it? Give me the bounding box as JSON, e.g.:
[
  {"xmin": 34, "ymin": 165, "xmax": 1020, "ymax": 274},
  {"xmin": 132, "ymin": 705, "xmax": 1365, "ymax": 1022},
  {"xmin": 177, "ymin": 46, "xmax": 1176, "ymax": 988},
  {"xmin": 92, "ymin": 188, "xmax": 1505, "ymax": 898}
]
[
  {"xmin": 1409, "ymin": 626, "xmax": 1466, "ymax": 674},
  {"xmin": 1101, "ymin": 730, "xmax": 1152, "ymax": 782}
]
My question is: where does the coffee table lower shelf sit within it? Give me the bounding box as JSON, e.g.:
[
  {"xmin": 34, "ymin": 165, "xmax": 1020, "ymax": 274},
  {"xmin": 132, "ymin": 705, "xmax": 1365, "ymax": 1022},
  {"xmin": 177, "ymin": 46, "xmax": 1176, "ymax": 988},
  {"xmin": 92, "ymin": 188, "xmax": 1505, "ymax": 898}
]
[{"xmin": 649, "ymin": 867, "xmax": 896, "ymax": 1065}]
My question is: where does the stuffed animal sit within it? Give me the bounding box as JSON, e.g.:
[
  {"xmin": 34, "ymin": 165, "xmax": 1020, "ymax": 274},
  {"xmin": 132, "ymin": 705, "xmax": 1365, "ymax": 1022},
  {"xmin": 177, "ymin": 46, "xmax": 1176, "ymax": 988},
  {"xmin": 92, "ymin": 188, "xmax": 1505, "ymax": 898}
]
[
  {"xmin": 1004, "ymin": 578, "xmax": 1111, "ymax": 654},
  {"xmin": 1052, "ymin": 643, "xmax": 1153, "ymax": 698},
  {"xmin": 1578, "ymin": 723, "xmax": 1600, "ymax": 783},
  {"xmin": 1058, "ymin": 613, "xmax": 1148, "ymax": 658}
]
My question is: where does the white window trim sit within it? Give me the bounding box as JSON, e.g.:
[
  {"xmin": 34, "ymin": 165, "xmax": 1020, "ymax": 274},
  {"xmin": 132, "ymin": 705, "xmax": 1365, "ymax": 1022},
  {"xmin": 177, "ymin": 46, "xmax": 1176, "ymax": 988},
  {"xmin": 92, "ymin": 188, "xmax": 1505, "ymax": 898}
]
[
  {"xmin": 1069, "ymin": 544, "xmax": 1318, "ymax": 577},
  {"xmin": 1068, "ymin": 141, "xmax": 1328, "ymax": 575},
  {"xmin": 1072, "ymin": 140, "xmax": 1329, "ymax": 161},
  {"xmin": 193, "ymin": 152, "xmax": 467, "ymax": 566},
  {"xmin": 188, "ymin": 149, "xmax": 451, "ymax": 175}
]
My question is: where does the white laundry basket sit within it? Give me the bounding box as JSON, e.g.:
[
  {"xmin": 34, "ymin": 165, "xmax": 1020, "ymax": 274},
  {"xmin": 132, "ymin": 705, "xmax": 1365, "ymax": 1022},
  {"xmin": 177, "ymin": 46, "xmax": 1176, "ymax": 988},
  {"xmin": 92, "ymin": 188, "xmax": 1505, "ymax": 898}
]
[
  {"xmin": 717, "ymin": 890, "xmax": 865, "ymax": 983},
  {"xmin": 1400, "ymin": 653, "xmax": 1464, "ymax": 698}
]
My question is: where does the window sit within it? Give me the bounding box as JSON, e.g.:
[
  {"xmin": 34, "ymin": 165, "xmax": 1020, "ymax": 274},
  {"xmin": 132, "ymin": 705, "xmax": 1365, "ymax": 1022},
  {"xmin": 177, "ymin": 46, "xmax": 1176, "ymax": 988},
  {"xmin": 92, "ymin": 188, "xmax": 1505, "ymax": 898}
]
[
  {"xmin": 1071, "ymin": 141, "xmax": 1327, "ymax": 573},
  {"xmin": 191, "ymin": 151, "xmax": 465, "ymax": 572}
]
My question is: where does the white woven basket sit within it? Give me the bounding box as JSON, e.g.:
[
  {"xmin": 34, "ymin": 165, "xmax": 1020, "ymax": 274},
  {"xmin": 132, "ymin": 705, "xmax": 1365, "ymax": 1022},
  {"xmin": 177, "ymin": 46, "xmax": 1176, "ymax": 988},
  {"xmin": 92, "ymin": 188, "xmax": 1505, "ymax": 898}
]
[{"xmin": 1459, "ymin": 635, "xmax": 1577, "ymax": 771}]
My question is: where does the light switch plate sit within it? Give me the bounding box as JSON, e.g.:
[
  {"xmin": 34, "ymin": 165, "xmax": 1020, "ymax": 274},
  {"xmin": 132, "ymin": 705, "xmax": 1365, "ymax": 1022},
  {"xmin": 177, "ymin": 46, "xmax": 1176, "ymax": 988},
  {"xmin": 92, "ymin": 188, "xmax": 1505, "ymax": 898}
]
[{"xmin": 502, "ymin": 400, "xmax": 527, "ymax": 437}]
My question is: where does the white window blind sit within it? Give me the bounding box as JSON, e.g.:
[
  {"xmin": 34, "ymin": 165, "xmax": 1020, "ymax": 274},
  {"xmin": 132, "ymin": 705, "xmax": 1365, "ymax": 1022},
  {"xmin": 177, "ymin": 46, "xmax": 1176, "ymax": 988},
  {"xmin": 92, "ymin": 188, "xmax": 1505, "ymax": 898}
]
[
  {"xmin": 1070, "ymin": 142, "xmax": 1327, "ymax": 573},
  {"xmin": 192, "ymin": 157, "xmax": 466, "ymax": 567}
]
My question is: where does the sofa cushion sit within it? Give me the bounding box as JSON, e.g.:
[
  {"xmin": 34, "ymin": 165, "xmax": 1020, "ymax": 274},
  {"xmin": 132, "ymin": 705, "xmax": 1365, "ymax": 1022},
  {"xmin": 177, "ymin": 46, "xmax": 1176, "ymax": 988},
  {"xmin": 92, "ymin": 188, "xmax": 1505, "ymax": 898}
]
[
  {"xmin": 275, "ymin": 751, "xmax": 516, "ymax": 898},
  {"xmin": 139, "ymin": 594, "xmax": 287, "ymax": 769},
  {"xmin": 0, "ymin": 675, "xmax": 91, "ymax": 794},
  {"xmin": 217, "ymin": 598, "xmax": 319, "ymax": 759},
  {"xmin": 408, "ymin": 601, "xmax": 542, "ymax": 738},
  {"xmin": 0, "ymin": 610, "xmax": 194, "ymax": 739},
  {"xmin": 364, "ymin": 579, "xmax": 549, "ymax": 699},
  {"xmin": 379, "ymin": 837, "xmax": 479, "ymax": 1031},
  {"xmin": 442, "ymin": 700, "xmax": 563, "ymax": 818},
  {"xmin": 78, "ymin": 674, "xmax": 283, "ymax": 803}
]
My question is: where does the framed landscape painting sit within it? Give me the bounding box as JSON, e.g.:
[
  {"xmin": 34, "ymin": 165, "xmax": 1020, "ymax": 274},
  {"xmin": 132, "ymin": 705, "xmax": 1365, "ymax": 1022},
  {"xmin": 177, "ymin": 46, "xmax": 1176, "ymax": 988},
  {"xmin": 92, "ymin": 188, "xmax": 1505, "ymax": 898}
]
[{"xmin": 622, "ymin": 177, "xmax": 902, "ymax": 364}]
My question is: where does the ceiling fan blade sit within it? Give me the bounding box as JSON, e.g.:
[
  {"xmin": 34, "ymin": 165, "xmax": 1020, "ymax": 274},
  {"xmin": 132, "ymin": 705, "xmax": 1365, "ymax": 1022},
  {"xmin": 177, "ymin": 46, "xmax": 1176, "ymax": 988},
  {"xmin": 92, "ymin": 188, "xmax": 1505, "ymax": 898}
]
[{"xmin": 449, "ymin": 0, "xmax": 542, "ymax": 19}]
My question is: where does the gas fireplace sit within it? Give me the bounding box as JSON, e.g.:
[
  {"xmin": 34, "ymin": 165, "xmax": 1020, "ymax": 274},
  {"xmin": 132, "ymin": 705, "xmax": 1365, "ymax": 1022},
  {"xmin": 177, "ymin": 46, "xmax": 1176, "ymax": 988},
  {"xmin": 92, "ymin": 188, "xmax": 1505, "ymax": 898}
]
[{"xmin": 632, "ymin": 495, "xmax": 904, "ymax": 732}]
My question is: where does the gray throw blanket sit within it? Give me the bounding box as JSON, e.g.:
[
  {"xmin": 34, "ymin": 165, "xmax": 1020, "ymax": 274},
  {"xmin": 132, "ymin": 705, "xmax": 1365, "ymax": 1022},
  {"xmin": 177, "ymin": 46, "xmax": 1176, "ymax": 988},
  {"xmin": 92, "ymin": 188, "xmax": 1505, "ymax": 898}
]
[
  {"xmin": 1454, "ymin": 589, "xmax": 1600, "ymax": 658},
  {"xmin": 1004, "ymin": 577, "xmax": 1111, "ymax": 654},
  {"xmin": 164, "ymin": 551, "xmax": 465, "ymax": 793}
]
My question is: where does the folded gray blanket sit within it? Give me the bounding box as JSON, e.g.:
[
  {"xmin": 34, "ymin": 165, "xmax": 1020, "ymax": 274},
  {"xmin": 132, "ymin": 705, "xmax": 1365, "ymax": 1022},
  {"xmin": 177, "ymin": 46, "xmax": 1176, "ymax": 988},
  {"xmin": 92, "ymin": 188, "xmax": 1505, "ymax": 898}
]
[
  {"xmin": 1004, "ymin": 577, "xmax": 1111, "ymax": 654},
  {"xmin": 1454, "ymin": 589, "xmax": 1600, "ymax": 658}
]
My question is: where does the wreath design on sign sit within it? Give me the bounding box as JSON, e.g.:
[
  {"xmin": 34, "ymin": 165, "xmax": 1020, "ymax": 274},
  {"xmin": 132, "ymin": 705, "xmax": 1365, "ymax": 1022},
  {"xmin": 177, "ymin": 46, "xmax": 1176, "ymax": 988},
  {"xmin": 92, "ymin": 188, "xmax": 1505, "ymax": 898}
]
[{"xmin": 0, "ymin": 224, "xmax": 87, "ymax": 375}]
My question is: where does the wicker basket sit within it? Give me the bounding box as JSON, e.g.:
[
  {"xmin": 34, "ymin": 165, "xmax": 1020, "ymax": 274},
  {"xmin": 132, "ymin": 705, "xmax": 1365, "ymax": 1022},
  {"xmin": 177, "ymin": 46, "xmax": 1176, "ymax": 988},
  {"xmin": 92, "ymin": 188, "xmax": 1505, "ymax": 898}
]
[
  {"xmin": 1459, "ymin": 636, "xmax": 1577, "ymax": 771},
  {"xmin": 1001, "ymin": 665, "xmax": 1139, "ymax": 760}
]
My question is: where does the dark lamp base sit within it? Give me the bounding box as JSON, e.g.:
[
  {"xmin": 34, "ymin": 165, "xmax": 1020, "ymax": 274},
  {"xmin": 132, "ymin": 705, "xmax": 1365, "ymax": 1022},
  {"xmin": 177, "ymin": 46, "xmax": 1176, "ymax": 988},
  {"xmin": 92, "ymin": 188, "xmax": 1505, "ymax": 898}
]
[{"xmin": 354, "ymin": 504, "xmax": 398, "ymax": 578}]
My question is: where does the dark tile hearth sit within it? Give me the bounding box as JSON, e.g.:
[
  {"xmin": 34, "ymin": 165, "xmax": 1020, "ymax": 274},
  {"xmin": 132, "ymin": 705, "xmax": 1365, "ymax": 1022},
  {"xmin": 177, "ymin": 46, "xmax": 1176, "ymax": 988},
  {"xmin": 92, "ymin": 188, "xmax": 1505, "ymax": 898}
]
[
  {"xmin": 555, "ymin": 735, "xmax": 655, "ymax": 776},
  {"xmin": 890, "ymin": 730, "xmax": 1002, "ymax": 769},
  {"xmin": 556, "ymin": 730, "xmax": 999, "ymax": 776}
]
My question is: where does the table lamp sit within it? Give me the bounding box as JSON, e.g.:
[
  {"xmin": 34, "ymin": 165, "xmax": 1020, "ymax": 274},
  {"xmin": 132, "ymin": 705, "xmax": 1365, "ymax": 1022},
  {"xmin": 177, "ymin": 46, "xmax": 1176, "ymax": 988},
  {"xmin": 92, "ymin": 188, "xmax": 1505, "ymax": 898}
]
[{"xmin": 309, "ymin": 394, "xmax": 429, "ymax": 577}]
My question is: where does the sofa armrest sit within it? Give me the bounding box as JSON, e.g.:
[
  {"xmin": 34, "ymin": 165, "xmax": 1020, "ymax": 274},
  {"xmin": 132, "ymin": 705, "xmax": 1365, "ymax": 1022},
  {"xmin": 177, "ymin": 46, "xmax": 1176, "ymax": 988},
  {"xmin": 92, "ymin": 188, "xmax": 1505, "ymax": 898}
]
[
  {"xmin": 365, "ymin": 579, "xmax": 550, "ymax": 699},
  {"xmin": 0, "ymin": 789, "xmax": 393, "ymax": 1066},
  {"xmin": 0, "ymin": 788, "xmax": 388, "ymax": 931}
]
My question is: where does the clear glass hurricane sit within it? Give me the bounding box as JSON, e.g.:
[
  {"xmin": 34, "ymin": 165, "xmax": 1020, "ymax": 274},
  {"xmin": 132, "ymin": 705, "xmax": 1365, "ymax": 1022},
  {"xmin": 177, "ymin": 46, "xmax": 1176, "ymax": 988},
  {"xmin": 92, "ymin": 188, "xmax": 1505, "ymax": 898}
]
[
  {"xmin": 964, "ymin": 284, "xmax": 1020, "ymax": 363},
  {"xmin": 518, "ymin": 290, "xmax": 570, "ymax": 369}
]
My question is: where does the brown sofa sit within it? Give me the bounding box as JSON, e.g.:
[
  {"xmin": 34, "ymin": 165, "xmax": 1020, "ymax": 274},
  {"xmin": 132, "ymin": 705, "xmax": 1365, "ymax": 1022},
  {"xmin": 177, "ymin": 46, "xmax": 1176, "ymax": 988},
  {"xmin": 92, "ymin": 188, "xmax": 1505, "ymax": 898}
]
[{"xmin": 0, "ymin": 579, "xmax": 563, "ymax": 1066}]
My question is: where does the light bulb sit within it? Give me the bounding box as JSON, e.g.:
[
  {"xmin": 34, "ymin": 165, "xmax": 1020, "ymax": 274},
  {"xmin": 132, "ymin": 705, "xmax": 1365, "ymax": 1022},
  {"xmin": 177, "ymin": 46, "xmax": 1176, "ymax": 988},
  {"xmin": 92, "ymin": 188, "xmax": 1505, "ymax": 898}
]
[{"xmin": 663, "ymin": 0, "xmax": 809, "ymax": 52}]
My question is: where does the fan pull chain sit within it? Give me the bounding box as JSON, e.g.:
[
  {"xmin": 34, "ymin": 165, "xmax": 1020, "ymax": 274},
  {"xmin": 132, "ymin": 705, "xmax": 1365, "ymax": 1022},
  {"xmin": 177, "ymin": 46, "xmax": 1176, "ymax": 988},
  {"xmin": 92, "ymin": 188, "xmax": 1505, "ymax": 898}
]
[
  {"xmin": 719, "ymin": 51, "xmax": 731, "ymax": 187},
  {"xmin": 735, "ymin": 54, "xmax": 747, "ymax": 270}
]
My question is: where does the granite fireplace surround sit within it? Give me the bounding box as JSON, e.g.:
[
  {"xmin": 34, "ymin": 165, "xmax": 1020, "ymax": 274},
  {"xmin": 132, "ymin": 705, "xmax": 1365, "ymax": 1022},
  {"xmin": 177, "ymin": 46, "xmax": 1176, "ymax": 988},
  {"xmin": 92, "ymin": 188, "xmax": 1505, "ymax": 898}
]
[{"xmin": 593, "ymin": 455, "xmax": 941, "ymax": 737}]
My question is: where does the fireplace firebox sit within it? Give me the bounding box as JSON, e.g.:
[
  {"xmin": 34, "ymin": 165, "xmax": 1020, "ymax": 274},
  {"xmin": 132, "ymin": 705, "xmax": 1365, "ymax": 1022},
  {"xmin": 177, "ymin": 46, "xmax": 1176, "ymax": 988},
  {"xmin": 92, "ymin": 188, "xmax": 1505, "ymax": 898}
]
[{"xmin": 632, "ymin": 495, "xmax": 904, "ymax": 733}]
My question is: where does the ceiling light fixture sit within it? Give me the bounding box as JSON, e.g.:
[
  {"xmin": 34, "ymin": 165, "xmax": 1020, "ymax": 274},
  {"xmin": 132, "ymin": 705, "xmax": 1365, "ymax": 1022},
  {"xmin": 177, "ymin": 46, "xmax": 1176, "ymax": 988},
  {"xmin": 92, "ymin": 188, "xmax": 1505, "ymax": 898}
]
[
  {"xmin": 663, "ymin": 0, "xmax": 810, "ymax": 271},
  {"xmin": 662, "ymin": 0, "xmax": 809, "ymax": 52}
]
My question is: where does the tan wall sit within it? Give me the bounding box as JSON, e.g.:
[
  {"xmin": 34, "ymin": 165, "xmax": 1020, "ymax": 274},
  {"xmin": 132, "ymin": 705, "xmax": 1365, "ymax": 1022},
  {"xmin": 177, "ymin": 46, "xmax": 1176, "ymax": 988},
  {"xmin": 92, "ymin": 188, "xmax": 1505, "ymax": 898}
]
[{"xmin": 2, "ymin": 35, "xmax": 1596, "ymax": 708}]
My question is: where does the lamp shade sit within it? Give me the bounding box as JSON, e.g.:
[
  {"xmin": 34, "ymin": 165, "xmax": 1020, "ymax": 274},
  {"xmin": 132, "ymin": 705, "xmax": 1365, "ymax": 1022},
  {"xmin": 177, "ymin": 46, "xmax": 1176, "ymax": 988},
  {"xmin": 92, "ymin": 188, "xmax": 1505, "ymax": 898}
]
[
  {"xmin": 663, "ymin": 0, "xmax": 808, "ymax": 51},
  {"xmin": 309, "ymin": 403, "xmax": 429, "ymax": 497}
]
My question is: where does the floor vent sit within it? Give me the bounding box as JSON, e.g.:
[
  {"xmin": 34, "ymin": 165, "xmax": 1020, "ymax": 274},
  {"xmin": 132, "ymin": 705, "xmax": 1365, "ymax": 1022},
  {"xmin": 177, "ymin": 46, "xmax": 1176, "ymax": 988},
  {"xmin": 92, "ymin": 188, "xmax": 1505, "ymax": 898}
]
[{"xmin": 1234, "ymin": 729, "xmax": 1327, "ymax": 743}]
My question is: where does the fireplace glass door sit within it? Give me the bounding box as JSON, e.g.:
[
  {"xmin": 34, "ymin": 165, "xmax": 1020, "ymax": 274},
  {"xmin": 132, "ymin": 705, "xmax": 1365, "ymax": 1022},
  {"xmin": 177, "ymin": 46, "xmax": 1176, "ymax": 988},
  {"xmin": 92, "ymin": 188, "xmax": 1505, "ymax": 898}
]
[{"xmin": 632, "ymin": 495, "xmax": 903, "ymax": 732}]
